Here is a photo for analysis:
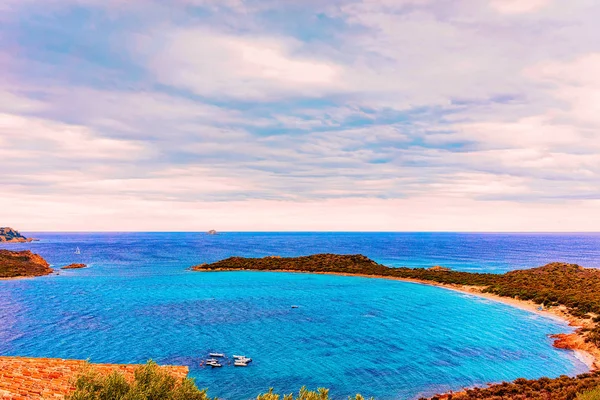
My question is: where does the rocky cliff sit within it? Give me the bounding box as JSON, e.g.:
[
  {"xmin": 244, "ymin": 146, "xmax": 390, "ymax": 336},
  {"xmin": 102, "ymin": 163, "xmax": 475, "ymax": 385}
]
[
  {"xmin": 0, "ymin": 250, "xmax": 53, "ymax": 278},
  {"xmin": 0, "ymin": 227, "xmax": 35, "ymax": 243}
]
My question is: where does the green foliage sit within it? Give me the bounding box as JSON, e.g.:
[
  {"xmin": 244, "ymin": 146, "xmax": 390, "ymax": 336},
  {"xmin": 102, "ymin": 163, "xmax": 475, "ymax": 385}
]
[
  {"xmin": 424, "ymin": 373, "xmax": 600, "ymax": 400},
  {"xmin": 255, "ymin": 387, "xmax": 371, "ymax": 400},
  {"xmin": 194, "ymin": 254, "xmax": 600, "ymax": 400},
  {"xmin": 578, "ymin": 386, "xmax": 600, "ymax": 400},
  {"xmin": 194, "ymin": 255, "xmax": 600, "ymax": 347},
  {"xmin": 67, "ymin": 361, "xmax": 211, "ymax": 400}
]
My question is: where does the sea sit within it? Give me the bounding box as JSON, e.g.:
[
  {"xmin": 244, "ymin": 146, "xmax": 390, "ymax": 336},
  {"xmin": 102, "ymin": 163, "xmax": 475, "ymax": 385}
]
[{"xmin": 2, "ymin": 232, "xmax": 600, "ymax": 399}]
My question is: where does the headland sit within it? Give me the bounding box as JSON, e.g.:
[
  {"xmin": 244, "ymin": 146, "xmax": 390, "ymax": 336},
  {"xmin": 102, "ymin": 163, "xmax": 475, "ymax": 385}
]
[
  {"xmin": 0, "ymin": 227, "xmax": 35, "ymax": 243},
  {"xmin": 192, "ymin": 253, "xmax": 600, "ymax": 398},
  {"xmin": 0, "ymin": 250, "xmax": 53, "ymax": 279}
]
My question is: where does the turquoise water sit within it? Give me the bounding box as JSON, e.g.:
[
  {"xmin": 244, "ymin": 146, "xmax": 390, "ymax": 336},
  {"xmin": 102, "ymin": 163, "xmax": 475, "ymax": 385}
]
[{"xmin": 1, "ymin": 232, "xmax": 597, "ymax": 399}]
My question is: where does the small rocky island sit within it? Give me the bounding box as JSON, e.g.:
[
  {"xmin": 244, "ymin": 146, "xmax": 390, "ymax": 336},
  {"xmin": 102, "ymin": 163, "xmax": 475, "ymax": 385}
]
[
  {"xmin": 207, "ymin": 230, "xmax": 218, "ymax": 235},
  {"xmin": 0, "ymin": 227, "xmax": 36, "ymax": 243},
  {"xmin": 61, "ymin": 263, "xmax": 87, "ymax": 270},
  {"xmin": 0, "ymin": 250, "xmax": 53, "ymax": 278}
]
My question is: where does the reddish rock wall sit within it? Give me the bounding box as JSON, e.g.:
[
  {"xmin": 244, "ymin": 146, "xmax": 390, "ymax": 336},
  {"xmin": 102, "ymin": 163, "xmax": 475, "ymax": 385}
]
[{"xmin": 0, "ymin": 357, "xmax": 188, "ymax": 400}]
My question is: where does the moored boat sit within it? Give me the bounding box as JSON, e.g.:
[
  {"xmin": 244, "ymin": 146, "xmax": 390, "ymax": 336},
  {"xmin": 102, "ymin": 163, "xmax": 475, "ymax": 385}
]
[
  {"xmin": 206, "ymin": 360, "xmax": 222, "ymax": 367},
  {"xmin": 209, "ymin": 352, "xmax": 224, "ymax": 357}
]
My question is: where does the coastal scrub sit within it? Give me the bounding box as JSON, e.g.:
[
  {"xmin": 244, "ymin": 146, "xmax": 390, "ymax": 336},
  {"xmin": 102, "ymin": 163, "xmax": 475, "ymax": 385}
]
[{"xmin": 68, "ymin": 361, "xmax": 210, "ymax": 400}]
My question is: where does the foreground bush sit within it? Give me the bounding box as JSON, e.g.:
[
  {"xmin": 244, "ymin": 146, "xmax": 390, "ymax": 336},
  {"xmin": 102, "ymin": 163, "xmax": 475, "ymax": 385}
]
[
  {"xmin": 424, "ymin": 373, "xmax": 600, "ymax": 400},
  {"xmin": 256, "ymin": 387, "xmax": 370, "ymax": 400},
  {"xmin": 68, "ymin": 362, "xmax": 371, "ymax": 400},
  {"xmin": 67, "ymin": 361, "xmax": 211, "ymax": 400},
  {"xmin": 578, "ymin": 386, "xmax": 600, "ymax": 400}
]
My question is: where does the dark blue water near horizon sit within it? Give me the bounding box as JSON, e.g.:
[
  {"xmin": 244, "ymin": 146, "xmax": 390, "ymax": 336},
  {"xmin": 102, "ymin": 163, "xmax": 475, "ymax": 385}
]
[
  {"xmin": 1, "ymin": 232, "xmax": 599, "ymax": 399},
  {"xmin": 19, "ymin": 231, "xmax": 600, "ymax": 272}
]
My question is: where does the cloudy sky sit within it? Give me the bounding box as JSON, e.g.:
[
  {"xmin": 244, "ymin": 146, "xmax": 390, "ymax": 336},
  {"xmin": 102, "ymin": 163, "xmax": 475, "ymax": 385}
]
[{"xmin": 2, "ymin": 0, "xmax": 600, "ymax": 231}]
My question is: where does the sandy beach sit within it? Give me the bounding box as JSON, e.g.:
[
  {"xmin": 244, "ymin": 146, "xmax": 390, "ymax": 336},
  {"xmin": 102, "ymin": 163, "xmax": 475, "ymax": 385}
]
[{"xmin": 201, "ymin": 268, "xmax": 600, "ymax": 371}]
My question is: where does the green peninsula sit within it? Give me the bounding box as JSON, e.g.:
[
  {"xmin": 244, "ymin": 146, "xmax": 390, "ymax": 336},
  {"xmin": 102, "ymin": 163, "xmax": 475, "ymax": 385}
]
[{"xmin": 192, "ymin": 253, "xmax": 600, "ymax": 399}]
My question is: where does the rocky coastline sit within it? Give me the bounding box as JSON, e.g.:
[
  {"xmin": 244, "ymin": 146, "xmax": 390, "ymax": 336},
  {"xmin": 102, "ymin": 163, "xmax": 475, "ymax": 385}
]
[
  {"xmin": 61, "ymin": 263, "xmax": 88, "ymax": 269},
  {"xmin": 0, "ymin": 356, "xmax": 188, "ymax": 399},
  {"xmin": 0, "ymin": 250, "xmax": 53, "ymax": 279},
  {"xmin": 0, "ymin": 227, "xmax": 36, "ymax": 243}
]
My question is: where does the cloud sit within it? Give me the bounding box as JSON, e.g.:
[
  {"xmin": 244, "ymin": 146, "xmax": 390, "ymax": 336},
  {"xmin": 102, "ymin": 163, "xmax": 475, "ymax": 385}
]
[
  {"xmin": 0, "ymin": 113, "xmax": 148, "ymax": 162},
  {"xmin": 138, "ymin": 29, "xmax": 343, "ymax": 100},
  {"xmin": 489, "ymin": 0, "xmax": 551, "ymax": 14},
  {"xmin": 1, "ymin": 0, "xmax": 600, "ymax": 230},
  {"xmin": 3, "ymin": 192, "xmax": 600, "ymax": 232}
]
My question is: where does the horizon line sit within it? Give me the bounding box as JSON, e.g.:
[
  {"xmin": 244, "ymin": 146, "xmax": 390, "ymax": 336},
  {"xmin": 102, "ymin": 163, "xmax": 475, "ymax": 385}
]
[{"xmin": 15, "ymin": 230, "xmax": 600, "ymax": 234}]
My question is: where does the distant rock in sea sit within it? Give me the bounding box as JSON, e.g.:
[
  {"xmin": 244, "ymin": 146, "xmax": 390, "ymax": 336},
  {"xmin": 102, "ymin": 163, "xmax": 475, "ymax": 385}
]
[
  {"xmin": 0, "ymin": 250, "xmax": 53, "ymax": 278},
  {"xmin": 207, "ymin": 230, "xmax": 218, "ymax": 235},
  {"xmin": 61, "ymin": 263, "xmax": 88, "ymax": 270},
  {"xmin": 0, "ymin": 227, "xmax": 35, "ymax": 243}
]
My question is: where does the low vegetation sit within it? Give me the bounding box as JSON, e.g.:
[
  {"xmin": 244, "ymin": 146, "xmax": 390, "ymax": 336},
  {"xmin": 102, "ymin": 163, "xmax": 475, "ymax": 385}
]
[
  {"xmin": 192, "ymin": 254, "xmax": 600, "ymax": 347},
  {"xmin": 68, "ymin": 361, "xmax": 600, "ymax": 400},
  {"xmin": 257, "ymin": 387, "xmax": 369, "ymax": 400},
  {"xmin": 192, "ymin": 254, "xmax": 600, "ymax": 399},
  {"xmin": 67, "ymin": 361, "xmax": 211, "ymax": 400},
  {"xmin": 0, "ymin": 249, "xmax": 53, "ymax": 278},
  {"xmin": 68, "ymin": 362, "xmax": 369, "ymax": 400},
  {"xmin": 425, "ymin": 373, "xmax": 600, "ymax": 400},
  {"xmin": 578, "ymin": 386, "xmax": 600, "ymax": 400}
]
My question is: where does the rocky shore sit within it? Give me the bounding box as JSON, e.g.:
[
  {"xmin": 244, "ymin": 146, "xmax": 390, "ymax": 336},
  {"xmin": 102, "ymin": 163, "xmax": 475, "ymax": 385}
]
[
  {"xmin": 0, "ymin": 250, "xmax": 53, "ymax": 279},
  {"xmin": 0, "ymin": 227, "xmax": 36, "ymax": 243},
  {"xmin": 61, "ymin": 263, "xmax": 87, "ymax": 269}
]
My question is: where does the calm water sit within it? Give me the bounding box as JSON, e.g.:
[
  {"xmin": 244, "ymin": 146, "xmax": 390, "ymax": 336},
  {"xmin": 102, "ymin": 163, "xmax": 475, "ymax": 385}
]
[{"xmin": 1, "ymin": 232, "xmax": 599, "ymax": 399}]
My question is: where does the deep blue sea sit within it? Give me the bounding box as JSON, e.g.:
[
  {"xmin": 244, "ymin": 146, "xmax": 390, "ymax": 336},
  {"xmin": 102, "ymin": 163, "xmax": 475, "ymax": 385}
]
[{"xmin": 2, "ymin": 232, "xmax": 600, "ymax": 399}]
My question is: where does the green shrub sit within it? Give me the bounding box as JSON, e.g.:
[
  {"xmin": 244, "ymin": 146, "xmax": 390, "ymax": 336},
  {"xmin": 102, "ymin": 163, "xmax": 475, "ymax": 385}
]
[
  {"xmin": 67, "ymin": 361, "xmax": 211, "ymax": 400},
  {"xmin": 578, "ymin": 386, "xmax": 600, "ymax": 400},
  {"xmin": 255, "ymin": 387, "xmax": 370, "ymax": 400}
]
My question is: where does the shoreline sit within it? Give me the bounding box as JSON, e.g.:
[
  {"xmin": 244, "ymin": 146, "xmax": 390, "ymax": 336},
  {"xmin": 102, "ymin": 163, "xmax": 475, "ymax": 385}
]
[
  {"xmin": 197, "ymin": 268, "xmax": 599, "ymax": 371},
  {"xmin": 0, "ymin": 275, "xmax": 50, "ymax": 281}
]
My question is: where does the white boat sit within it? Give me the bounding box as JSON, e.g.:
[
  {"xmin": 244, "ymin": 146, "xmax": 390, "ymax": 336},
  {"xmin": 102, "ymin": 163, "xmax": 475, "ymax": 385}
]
[
  {"xmin": 234, "ymin": 361, "xmax": 248, "ymax": 367},
  {"xmin": 233, "ymin": 355, "xmax": 252, "ymax": 362},
  {"xmin": 209, "ymin": 352, "xmax": 224, "ymax": 357},
  {"xmin": 75, "ymin": 247, "xmax": 81, "ymax": 255},
  {"xmin": 206, "ymin": 360, "xmax": 222, "ymax": 367},
  {"xmin": 233, "ymin": 355, "xmax": 245, "ymax": 359}
]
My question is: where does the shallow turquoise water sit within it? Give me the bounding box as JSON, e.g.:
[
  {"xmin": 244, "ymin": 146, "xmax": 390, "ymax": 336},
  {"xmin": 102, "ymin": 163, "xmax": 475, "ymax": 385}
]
[{"xmin": 0, "ymin": 232, "xmax": 594, "ymax": 399}]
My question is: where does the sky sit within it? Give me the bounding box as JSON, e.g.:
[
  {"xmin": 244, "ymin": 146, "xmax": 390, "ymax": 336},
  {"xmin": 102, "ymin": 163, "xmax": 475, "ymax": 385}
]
[{"xmin": 1, "ymin": 0, "xmax": 600, "ymax": 231}]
